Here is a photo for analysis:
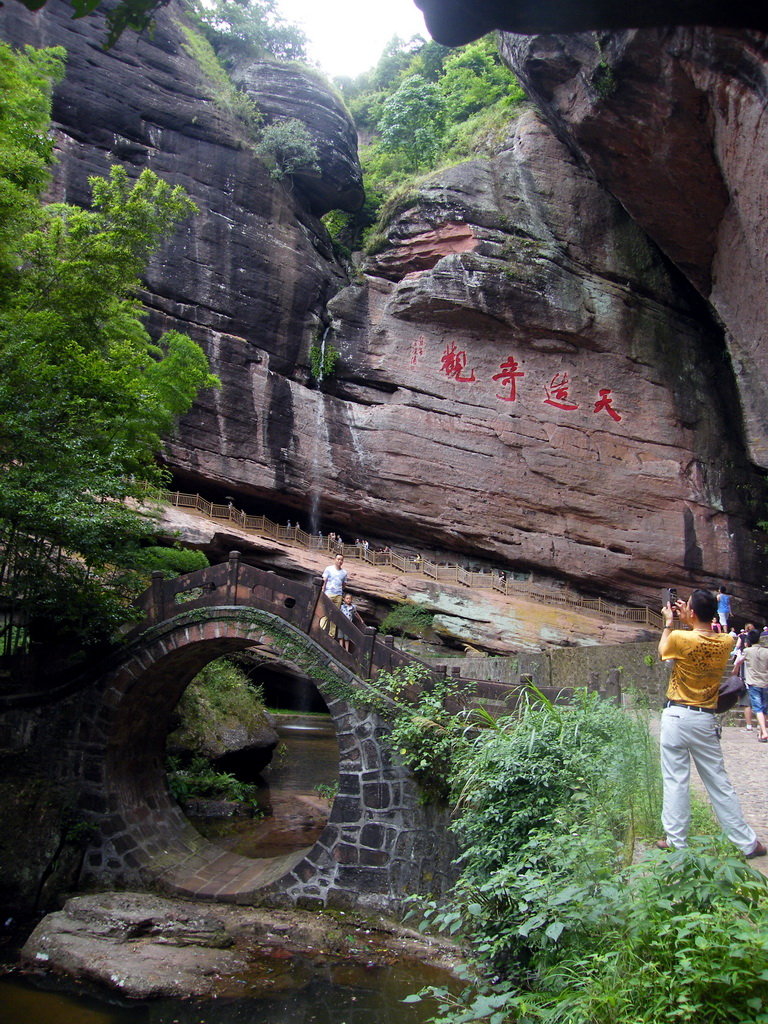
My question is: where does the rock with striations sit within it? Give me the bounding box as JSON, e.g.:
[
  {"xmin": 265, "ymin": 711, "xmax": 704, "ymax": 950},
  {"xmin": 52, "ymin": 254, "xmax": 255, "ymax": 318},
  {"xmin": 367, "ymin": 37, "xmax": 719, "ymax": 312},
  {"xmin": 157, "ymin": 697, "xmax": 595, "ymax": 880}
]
[
  {"xmin": 1, "ymin": 3, "xmax": 766, "ymax": 621},
  {"xmin": 0, "ymin": 0, "xmax": 353, "ymax": 466},
  {"xmin": 231, "ymin": 60, "xmax": 364, "ymax": 215},
  {"xmin": 323, "ymin": 109, "xmax": 766, "ymax": 610},
  {"xmin": 500, "ymin": 27, "xmax": 768, "ymax": 470}
]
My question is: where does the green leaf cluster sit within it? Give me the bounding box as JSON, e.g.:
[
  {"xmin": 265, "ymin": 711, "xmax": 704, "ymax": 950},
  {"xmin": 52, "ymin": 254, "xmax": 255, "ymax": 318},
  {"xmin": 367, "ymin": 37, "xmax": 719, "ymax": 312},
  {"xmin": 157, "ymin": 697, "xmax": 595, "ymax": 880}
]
[
  {"xmin": 186, "ymin": 0, "xmax": 308, "ymax": 66},
  {"xmin": 329, "ymin": 34, "xmax": 526, "ymax": 252},
  {"xmin": 0, "ymin": 43, "xmax": 218, "ymax": 652},
  {"xmin": 308, "ymin": 340, "xmax": 340, "ymax": 382},
  {"xmin": 252, "ymin": 117, "xmax": 321, "ymax": 181},
  {"xmin": 166, "ymin": 754, "xmax": 261, "ymax": 808},
  {"xmin": 401, "ymin": 690, "xmax": 768, "ymax": 1024}
]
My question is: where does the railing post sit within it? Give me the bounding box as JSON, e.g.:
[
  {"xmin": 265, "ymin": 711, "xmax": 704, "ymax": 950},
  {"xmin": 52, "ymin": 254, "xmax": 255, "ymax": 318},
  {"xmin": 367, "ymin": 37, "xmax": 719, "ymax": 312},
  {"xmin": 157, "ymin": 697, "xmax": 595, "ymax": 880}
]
[
  {"xmin": 149, "ymin": 570, "xmax": 166, "ymax": 625},
  {"xmin": 305, "ymin": 577, "xmax": 324, "ymax": 635},
  {"xmin": 227, "ymin": 550, "xmax": 241, "ymax": 605},
  {"xmin": 360, "ymin": 626, "xmax": 377, "ymax": 679}
]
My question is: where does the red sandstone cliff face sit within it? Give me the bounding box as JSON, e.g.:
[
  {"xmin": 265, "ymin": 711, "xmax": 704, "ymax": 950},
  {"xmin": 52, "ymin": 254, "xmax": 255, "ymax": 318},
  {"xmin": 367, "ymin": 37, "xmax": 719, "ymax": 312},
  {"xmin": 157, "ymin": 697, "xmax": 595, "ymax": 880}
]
[
  {"xmin": 0, "ymin": 4, "xmax": 765, "ymax": 618},
  {"xmin": 500, "ymin": 28, "xmax": 768, "ymax": 469},
  {"xmin": 320, "ymin": 112, "xmax": 765, "ymax": 610}
]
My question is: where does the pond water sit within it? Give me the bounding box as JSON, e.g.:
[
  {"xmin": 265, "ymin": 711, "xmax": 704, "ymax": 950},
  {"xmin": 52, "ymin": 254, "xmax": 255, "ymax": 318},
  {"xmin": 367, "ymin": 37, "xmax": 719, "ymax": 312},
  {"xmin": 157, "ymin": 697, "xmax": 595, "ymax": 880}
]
[
  {"xmin": 0, "ymin": 715, "xmax": 457, "ymax": 1024},
  {"xmin": 189, "ymin": 715, "xmax": 339, "ymax": 858},
  {"xmin": 0, "ymin": 954, "xmax": 450, "ymax": 1024}
]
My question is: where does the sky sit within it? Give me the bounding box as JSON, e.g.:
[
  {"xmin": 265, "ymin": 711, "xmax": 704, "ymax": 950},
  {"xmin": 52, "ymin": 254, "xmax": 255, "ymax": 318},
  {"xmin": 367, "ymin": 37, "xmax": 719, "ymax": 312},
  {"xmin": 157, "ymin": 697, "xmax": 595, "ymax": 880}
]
[{"xmin": 275, "ymin": 0, "xmax": 429, "ymax": 79}]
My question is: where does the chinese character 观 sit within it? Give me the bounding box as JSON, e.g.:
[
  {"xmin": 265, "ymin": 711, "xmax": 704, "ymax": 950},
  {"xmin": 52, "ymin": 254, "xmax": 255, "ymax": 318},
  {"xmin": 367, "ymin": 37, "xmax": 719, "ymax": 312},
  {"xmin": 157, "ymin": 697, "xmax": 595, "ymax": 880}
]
[{"xmin": 440, "ymin": 342, "xmax": 476, "ymax": 382}]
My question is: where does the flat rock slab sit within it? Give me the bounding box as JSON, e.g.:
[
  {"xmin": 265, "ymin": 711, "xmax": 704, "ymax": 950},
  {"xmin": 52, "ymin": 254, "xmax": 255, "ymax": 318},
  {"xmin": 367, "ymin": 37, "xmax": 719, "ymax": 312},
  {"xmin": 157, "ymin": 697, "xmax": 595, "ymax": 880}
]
[{"xmin": 20, "ymin": 892, "xmax": 460, "ymax": 999}]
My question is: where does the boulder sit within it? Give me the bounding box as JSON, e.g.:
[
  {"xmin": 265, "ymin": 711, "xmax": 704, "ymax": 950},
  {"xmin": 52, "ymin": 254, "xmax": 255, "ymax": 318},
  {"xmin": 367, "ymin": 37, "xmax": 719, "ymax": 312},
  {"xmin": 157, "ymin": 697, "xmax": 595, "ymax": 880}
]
[
  {"xmin": 20, "ymin": 891, "xmax": 462, "ymax": 998},
  {"xmin": 231, "ymin": 60, "xmax": 364, "ymax": 215}
]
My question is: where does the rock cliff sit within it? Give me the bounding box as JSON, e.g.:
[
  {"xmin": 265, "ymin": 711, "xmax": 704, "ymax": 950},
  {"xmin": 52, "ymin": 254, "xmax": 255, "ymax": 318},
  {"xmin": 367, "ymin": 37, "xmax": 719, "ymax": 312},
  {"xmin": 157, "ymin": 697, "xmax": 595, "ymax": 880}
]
[
  {"xmin": 1, "ymin": 2, "xmax": 766, "ymax": 623},
  {"xmin": 500, "ymin": 28, "xmax": 768, "ymax": 470}
]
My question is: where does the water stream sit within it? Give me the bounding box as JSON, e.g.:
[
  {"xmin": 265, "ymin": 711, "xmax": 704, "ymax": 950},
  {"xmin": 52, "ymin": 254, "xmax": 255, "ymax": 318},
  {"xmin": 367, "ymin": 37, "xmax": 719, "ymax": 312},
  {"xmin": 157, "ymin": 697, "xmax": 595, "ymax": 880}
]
[
  {"xmin": 190, "ymin": 716, "xmax": 339, "ymax": 858},
  {"xmin": 308, "ymin": 327, "xmax": 330, "ymax": 536},
  {"xmin": 0, "ymin": 718, "xmax": 457, "ymax": 1023}
]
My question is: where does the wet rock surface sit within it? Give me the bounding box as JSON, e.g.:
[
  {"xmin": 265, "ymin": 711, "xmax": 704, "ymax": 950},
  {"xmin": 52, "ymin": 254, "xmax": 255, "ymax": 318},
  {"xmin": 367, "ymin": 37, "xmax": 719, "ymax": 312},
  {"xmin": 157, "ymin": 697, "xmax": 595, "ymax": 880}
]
[
  {"xmin": 0, "ymin": 5, "xmax": 766, "ymax": 612},
  {"xmin": 20, "ymin": 892, "xmax": 461, "ymax": 999}
]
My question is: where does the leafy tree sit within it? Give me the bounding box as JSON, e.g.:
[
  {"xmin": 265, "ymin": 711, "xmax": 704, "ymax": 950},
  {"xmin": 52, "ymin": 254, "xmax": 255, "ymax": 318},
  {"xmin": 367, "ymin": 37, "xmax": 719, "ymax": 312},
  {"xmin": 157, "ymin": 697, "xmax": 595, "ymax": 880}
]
[
  {"xmin": 0, "ymin": 43, "xmax": 218, "ymax": 654},
  {"xmin": 369, "ymin": 34, "xmax": 425, "ymax": 91},
  {"xmin": 438, "ymin": 34, "xmax": 524, "ymax": 119},
  {"xmin": 252, "ymin": 117, "xmax": 320, "ymax": 180},
  {"xmin": 187, "ymin": 0, "xmax": 308, "ymax": 65},
  {"xmin": 377, "ymin": 74, "xmax": 446, "ymax": 171},
  {"xmin": 0, "ymin": 42, "xmax": 64, "ymax": 292}
]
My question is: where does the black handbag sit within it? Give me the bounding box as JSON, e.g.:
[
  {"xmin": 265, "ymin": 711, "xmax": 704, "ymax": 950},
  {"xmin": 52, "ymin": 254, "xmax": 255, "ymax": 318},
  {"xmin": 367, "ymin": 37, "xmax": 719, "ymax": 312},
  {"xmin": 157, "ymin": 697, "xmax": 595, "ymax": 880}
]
[{"xmin": 717, "ymin": 673, "xmax": 746, "ymax": 714}]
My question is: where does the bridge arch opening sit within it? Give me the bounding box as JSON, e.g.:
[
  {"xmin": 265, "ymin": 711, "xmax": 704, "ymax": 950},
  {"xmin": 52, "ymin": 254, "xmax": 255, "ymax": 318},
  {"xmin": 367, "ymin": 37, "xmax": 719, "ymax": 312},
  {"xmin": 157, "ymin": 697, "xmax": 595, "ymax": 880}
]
[
  {"xmin": 175, "ymin": 652, "xmax": 339, "ymax": 861},
  {"xmin": 83, "ymin": 608, "xmax": 378, "ymax": 901}
]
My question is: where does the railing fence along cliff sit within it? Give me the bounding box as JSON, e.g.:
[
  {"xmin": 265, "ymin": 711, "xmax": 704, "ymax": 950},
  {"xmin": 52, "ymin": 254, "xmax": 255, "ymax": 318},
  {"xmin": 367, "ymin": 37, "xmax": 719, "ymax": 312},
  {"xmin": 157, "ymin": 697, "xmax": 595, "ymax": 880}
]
[{"xmin": 163, "ymin": 490, "xmax": 663, "ymax": 629}]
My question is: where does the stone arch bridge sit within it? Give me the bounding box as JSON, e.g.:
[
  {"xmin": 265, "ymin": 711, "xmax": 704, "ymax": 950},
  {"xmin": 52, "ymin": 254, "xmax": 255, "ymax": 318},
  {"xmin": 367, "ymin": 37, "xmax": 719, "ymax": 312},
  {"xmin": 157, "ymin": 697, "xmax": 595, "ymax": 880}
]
[{"xmin": 9, "ymin": 553, "xmax": 524, "ymax": 912}]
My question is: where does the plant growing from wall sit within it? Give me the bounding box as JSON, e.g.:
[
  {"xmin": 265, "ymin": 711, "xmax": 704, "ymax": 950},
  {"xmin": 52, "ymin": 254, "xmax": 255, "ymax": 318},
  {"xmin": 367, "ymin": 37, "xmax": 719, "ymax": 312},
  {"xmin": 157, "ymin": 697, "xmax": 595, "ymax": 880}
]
[
  {"xmin": 178, "ymin": 22, "xmax": 262, "ymax": 135},
  {"xmin": 253, "ymin": 118, "xmax": 321, "ymax": 181},
  {"xmin": 309, "ymin": 339, "xmax": 340, "ymax": 381}
]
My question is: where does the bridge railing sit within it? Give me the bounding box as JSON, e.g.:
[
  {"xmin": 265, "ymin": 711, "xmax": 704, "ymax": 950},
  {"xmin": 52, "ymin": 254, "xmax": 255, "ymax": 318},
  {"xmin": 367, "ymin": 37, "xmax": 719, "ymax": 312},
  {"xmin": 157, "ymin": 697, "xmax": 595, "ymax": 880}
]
[
  {"xmin": 130, "ymin": 553, "xmax": 443, "ymax": 688},
  {"xmin": 158, "ymin": 489, "xmax": 662, "ymax": 629}
]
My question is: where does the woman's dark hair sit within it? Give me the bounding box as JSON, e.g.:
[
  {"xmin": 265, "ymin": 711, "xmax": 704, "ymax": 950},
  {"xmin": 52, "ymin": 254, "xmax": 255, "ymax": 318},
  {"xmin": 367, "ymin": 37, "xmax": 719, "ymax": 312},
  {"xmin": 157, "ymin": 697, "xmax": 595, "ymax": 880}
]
[
  {"xmin": 690, "ymin": 588, "xmax": 717, "ymax": 623},
  {"xmin": 747, "ymin": 628, "xmax": 762, "ymax": 647}
]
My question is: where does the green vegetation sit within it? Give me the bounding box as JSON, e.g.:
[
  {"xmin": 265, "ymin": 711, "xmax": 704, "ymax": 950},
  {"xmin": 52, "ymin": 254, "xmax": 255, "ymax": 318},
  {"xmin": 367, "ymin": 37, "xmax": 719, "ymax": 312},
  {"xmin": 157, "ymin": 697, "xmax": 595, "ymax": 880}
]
[
  {"xmin": 134, "ymin": 544, "xmax": 210, "ymax": 578},
  {"xmin": 373, "ymin": 680, "xmax": 768, "ymax": 1024},
  {"xmin": 178, "ymin": 22, "xmax": 262, "ymax": 134},
  {"xmin": 177, "ymin": 8, "xmax": 319, "ymax": 185},
  {"xmin": 252, "ymin": 117, "xmax": 320, "ymax": 180},
  {"xmin": 167, "ymin": 656, "xmax": 270, "ymax": 753},
  {"xmin": 166, "ymin": 754, "xmax": 261, "ymax": 808},
  {"xmin": 380, "ymin": 602, "xmax": 435, "ymax": 639},
  {"xmin": 0, "ymin": 42, "xmax": 218, "ymax": 654},
  {"xmin": 187, "ymin": 0, "xmax": 308, "ymax": 66},
  {"xmin": 166, "ymin": 657, "xmax": 270, "ymax": 808},
  {"xmin": 309, "ymin": 340, "xmax": 340, "ymax": 381},
  {"xmin": 330, "ymin": 33, "xmax": 528, "ymax": 253}
]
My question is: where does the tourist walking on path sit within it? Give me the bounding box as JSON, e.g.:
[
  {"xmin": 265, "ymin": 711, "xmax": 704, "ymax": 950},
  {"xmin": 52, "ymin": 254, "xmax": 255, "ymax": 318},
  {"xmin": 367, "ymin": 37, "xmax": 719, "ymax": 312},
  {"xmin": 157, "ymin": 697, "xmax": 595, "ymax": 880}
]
[
  {"xmin": 657, "ymin": 588, "xmax": 766, "ymax": 858},
  {"xmin": 338, "ymin": 592, "xmax": 362, "ymax": 650},
  {"xmin": 733, "ymin": 628, "xmax": 768, "ymax": 743},
  {"xmin": 321, "ymin": 554, "xmax": 348, "ymax": 638},
  {"xmin": 717, "ymin": 585, "xmax": 732, "ymax": 629}
]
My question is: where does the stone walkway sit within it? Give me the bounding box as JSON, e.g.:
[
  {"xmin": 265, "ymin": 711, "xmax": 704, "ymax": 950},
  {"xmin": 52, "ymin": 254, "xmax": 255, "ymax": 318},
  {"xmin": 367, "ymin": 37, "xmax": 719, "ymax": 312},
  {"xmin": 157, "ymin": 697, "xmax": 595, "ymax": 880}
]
[{"xmin": 692, "ymin": 721, "xmax": 768, "ymax": 876}]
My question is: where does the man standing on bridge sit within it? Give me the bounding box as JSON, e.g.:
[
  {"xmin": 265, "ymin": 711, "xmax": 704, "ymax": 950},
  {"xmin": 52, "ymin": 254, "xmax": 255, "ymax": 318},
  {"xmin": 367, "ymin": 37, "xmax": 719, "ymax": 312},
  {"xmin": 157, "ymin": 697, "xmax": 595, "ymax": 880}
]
[
  {"xmin": 657, "ymin": 587, "xmax": 765, "ymax": 858},
  {"xmin": 321, "ymin": 553, "xmax": 348, "ymax": 638}
]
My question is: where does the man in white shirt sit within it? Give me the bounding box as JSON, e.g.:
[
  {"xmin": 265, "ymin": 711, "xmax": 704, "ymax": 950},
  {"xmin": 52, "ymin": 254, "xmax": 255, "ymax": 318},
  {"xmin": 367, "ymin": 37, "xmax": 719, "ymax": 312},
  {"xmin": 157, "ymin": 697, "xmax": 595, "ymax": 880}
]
[{"xmin": 321, "ymin": 554, "xmax": 348, "ymax": 637}]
